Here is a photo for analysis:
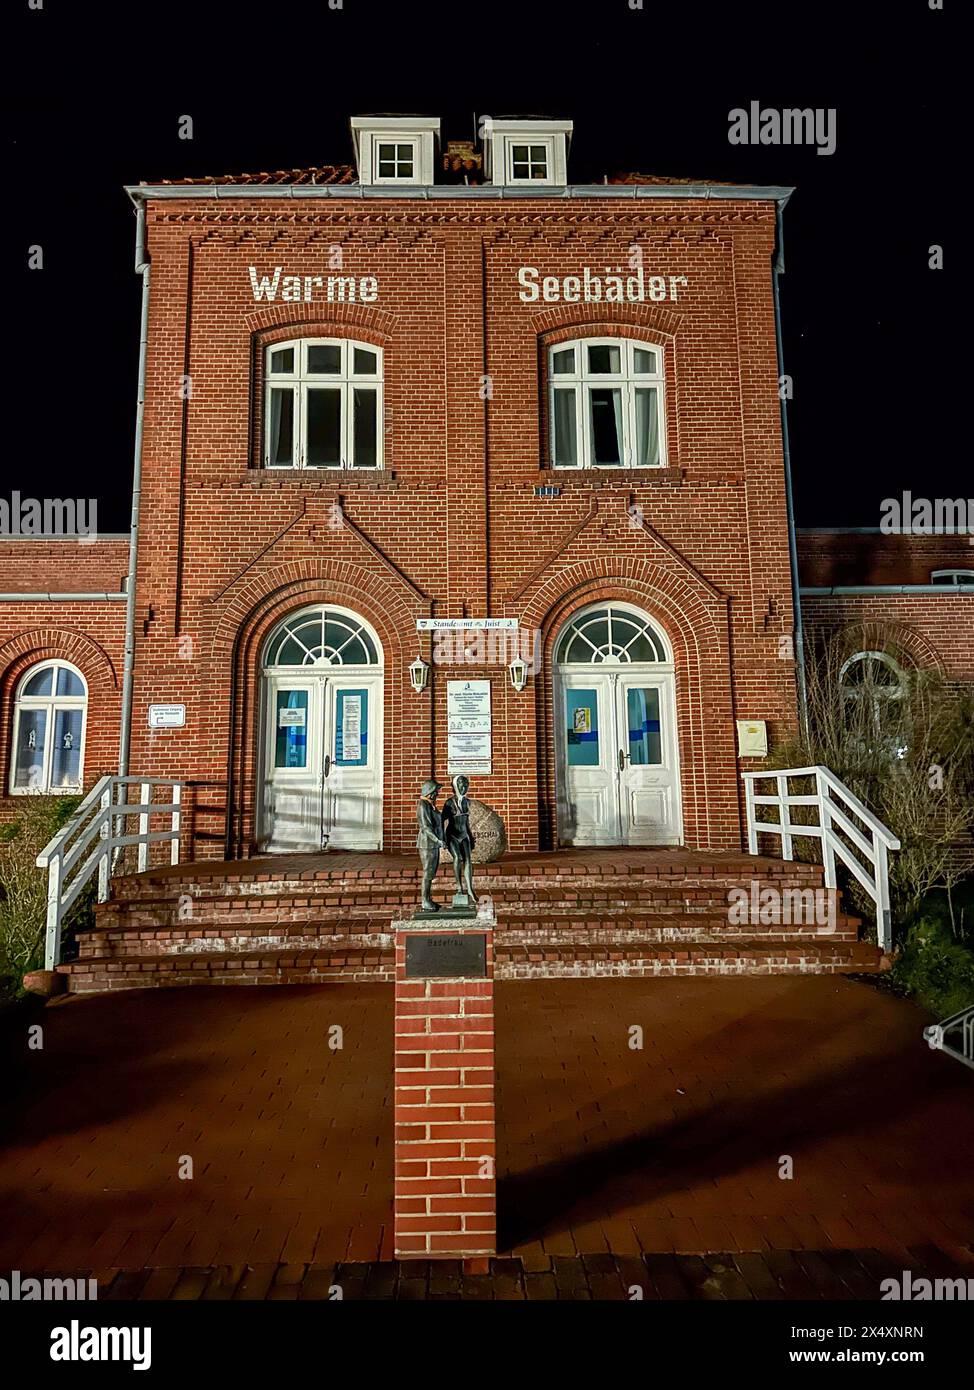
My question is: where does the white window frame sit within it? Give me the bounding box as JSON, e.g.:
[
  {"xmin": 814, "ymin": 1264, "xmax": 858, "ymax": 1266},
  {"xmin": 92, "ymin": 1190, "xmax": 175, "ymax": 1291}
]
[
  {"xmin": 931, "ymin": 569, "xmax": 974, "ymax": 588},
  {"xmin": 371, "ymin": 137, "xmax": 419, "ymax": 185},
  {"xmin": 263, "ymin": 338, "xmax": 384, "ymax": 471},
  {"xmin": 548, "ymin": 337, "xmax": 667, "ymax": 470},
  {"xmin": 10, "ymin": 659, "xmax": 87, "ymax": 795},
  {"xmin": 505, "ymin": 137, "xmax": 554, "ymax": 184}
]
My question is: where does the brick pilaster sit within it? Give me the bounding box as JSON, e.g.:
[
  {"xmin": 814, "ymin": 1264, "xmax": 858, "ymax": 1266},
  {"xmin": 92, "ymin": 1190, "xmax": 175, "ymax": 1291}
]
[{"xmin": 393, "ymin": 917, "xmax": 496, "ymax": 1261}]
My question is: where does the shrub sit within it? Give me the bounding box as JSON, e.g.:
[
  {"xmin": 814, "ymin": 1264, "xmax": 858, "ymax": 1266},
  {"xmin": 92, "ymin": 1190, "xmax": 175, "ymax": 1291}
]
[
  {"xmin": 892, "ymin": 913, "xmax": 974, "ymax": 1018},
  {"xmin": 0, "ymin": 794, "xmax": 82, "ymax": 996}
]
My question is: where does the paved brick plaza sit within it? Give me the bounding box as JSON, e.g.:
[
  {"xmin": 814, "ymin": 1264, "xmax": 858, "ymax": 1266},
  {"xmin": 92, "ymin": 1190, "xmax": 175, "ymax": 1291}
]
[{"xmin": 1, "ymin": 977, "xmax": 972, "ymax": 1297}]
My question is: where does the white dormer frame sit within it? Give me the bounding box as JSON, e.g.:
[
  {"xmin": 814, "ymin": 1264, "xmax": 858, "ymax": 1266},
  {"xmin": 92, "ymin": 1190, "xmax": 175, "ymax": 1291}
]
[
  {"xmin": 350, "ymin": 116, "xmax": 440, "ymax": 186},
  {"xmin": 482, "ymin": 118, "xmax": 573, "ymax": 187}
]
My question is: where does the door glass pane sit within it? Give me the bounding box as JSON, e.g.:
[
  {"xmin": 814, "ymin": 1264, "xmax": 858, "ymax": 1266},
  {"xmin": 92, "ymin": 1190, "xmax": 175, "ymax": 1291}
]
[
  {"xmin": 587, "ymin": 344, "xmax": 621, "ymax": 374},
  {"xmin": 352, "ymin": 388, "xmax": 378, "ymax": 468},
  {"xmin": 626, "ymin": 687, "xmax": 662, "ymax": 765},
  {"xmin": 306, "ymin": 389, "xmax": 341, "ymax": 466},
  {"xmin": 634, "ymin": 387, "xmax": 660, "ymax": 466},
  {"xmin": 268, "ymin": 388, "xmax": 294, "ymax": 466},
  {"xmin": 307, "ymin": 343, "xmax": 341, "ymax": 374},
  {"xmin": 14, "ymin": 709, "xmax": 47, "ymax": 789},
  {"xmin": 552, "ymin": 389, "xmax": 577, "ymax": 466},
  {"xmin": 335, "ymin": 688, "xmax": 368, "ymax": 766},
  {"xmin": 565, "ymin": 689, "xmax": 600, "ymax": 767},
  {"xmin": 275, "ymin": 690, "xmax": 309, "ymax": 768},
  {"xmin": 51, "ymin": 709, "xmax": 83, "ymax": 787},
  {"xmin": 589, "ymin": 388, "xmax": 623, "ymax": 465}
]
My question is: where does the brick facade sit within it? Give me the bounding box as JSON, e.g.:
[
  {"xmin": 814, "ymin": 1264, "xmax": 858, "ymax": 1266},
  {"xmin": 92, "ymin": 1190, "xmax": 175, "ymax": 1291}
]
[{"xmin": 0, "ymin": 134, "xmax": 835, "ymax": 854}]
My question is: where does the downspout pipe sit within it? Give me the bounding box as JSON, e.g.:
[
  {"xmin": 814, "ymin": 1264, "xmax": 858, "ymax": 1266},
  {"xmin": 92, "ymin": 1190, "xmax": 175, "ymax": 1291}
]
[
  {"xmin": 772, "ymin": 198, "xmax": 808, "ymax": 737},
  {"xmin": 118, "ymin": 196, "xmax": 150, "ymax": 777}
]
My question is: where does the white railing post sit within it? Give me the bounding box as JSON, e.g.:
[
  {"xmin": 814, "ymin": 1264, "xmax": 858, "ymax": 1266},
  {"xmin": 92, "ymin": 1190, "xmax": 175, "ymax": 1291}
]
[
  {"xmin": 44, "ymin": 850, "xmax": 63, "ymax": 972},
  {"xmin": 874, "ymin": 837, "xmax": 891, "ymax": 952},
  {"xmin": 170, "ymin": 782, "xmax": 182, "ymax": 866},
  {"xmin": 777, "ymin": 773, "xmax": 793, "ymax": 861},
  {"xmin": 745, "ymin": 775, "xmax": 758, "ymax": 854},
  {"xmin": 137, "ymin": 780, "xmax": 151, "ymax": 873},
  {"xmin": 97, "ymin": 784, "xmax": 112, "ymax": 903},
  {"xmin": 818, "ymin": 771, "xmax": 838, "ymax": 891}
]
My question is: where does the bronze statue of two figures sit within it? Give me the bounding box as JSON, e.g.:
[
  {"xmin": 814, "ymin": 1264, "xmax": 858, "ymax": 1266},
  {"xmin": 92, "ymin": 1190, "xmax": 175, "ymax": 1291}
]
[{"xmin": 416, "ymin": 776, "xmax": 478, "ymax": 916}]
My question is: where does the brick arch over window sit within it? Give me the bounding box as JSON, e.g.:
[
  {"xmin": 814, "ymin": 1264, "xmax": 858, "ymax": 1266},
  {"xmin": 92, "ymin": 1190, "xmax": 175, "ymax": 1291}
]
[
  {"xmin": 811, "ymin": 618, "xmax": 947, "ymax": 676},
  {"xmin": 535, "ymin": 316, "xmax": 683, "ymax": 472},
  {"xmin": 212, "ymin": 559, "xmax": 425, "ymax": 856},
  {"xmin": 0, "ymin": 629, "xmax": 120, "ymax": 797},
  {"xmin": 521, "ymin": 563, "xmax": 739, "ymax": 851}
]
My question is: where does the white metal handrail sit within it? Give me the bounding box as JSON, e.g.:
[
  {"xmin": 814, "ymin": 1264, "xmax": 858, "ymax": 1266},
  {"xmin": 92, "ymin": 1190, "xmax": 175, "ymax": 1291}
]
[
  {"xmin": 742, "ymin": 765, "xmax": 901, "ymax": 950},
  {"xmin": 35, "ymin": 775, "xmax": 183, "ymax": 971},
  {"xmin": 924, "ymin": 1007, "xmax": 974, "ymax": 1070}
]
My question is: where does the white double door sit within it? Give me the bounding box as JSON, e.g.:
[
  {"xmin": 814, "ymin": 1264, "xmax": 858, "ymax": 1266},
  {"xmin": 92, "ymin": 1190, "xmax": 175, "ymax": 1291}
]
[
  {"xmin": 557, "ymin": 668, "xmax": 682, "ymax": 846},
  {"xmin": 260, "ymin": 672, "xmax": 382, "ymax": 852}
]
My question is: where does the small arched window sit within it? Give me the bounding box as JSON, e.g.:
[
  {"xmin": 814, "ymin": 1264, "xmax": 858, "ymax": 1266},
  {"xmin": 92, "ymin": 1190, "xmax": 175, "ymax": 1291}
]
[
  {"xmin": 548, "ymin": 338, "xmax": 666, "ymax": 469},
  {"xmin": 263, "ymin": 606, "xmax": 381, "ymax": 668},
  {"xmin": 839, "ymin": 651, "xmax": 907, "ymax": 745},
  {"xmin": 10, "ymin": 660, "xmax": 87, "ymax": 794},
  {"xmin": 264, "ymin": 339, "xmax": 383, "ymax": 470},
  {"xmin": 556, "ymin": 605, "xmax": 668, "ymax": 664}
]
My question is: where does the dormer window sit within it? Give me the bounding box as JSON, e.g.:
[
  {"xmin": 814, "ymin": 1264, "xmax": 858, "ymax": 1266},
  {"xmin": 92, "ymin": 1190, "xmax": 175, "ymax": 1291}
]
[
  {"xmin": 510, "ymin": 143, "xmax": 550, "ymax": 181},
  {"xmin": 376, "ymin": 142, "xmax": 415, "ymax": 180},
  {"xmin": 482, "ymin": 118, "xmax": 572, "ymax": 187},
  {"xmin": 350, "ymin": 116, "xmax": 439, "ymax": 186}
]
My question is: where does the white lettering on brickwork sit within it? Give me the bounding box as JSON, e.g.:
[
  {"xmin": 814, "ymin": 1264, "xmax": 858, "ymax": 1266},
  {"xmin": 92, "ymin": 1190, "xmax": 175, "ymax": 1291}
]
[
  {"xmin": 517, "ymin": 266, "xmax": 687, "ymax": 304},
  {"xmin": 248, "ymin": 267, "xmax": 380, "ymax": 303}
]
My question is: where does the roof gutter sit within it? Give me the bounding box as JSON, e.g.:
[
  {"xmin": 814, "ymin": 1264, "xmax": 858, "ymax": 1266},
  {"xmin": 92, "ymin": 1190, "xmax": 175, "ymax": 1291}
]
[
  {"xmin": 118, "ymin": 200, "xmax": 150, "ymax": 778},
  {"xmin": 0, "ymin": 592, "xmax": 127, "ymax": 601},
  {"xmin": 802, "ymin": 585, "xmax": 974, "ymax": 596},
  {"xmin": 126, "ymin": 182, "xmax": 794, "ymax": 204}
]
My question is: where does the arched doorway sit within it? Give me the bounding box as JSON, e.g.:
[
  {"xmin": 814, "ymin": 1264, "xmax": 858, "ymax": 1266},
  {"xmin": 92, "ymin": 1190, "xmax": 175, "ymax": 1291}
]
[
  {"xmin": 258, "ymin": 604, "xmax": 384, "ymax": 852},
  {"xmin": 554, "ymin": 602, "xmax": 682, "ymax": 846}
]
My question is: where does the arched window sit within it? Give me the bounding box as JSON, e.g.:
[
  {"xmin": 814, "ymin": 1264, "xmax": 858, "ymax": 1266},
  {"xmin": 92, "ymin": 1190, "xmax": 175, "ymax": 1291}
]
[
  {"xmin": 839, "ymin": 651, "xmax": 907, "ymax": 745},
  {"xmin": 10, "ymin": 660, "xmax": 87, "ymax": 794},
  {"xmin": 263, "ymin": 606, "xmax": 381, "ymax": 668},
  {"xmin": 264, "ymin": 339, "xmax": 382, "ymax": 470},
  {"xmin": 548, "ymin": 337, "xmax": 666, "ymax": 469},
  {"xmin": 556, "ymin": 604, "xmax": 669, "ymax": 664}
]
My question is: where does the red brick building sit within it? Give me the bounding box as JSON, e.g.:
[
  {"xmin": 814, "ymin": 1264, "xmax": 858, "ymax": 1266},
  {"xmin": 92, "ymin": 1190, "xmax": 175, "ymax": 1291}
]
[{"xmin": 3, "ymin": 115, "xmax": 967, "ymax": 863}]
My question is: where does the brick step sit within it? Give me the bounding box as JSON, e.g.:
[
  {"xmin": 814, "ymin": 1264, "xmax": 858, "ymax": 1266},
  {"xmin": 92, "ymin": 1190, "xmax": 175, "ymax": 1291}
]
[
  {"xmin": 58, "ymin": 937, "xmax": 886, "ymax": 994},
  {"xmin": 95, "ymin": 876, "xmax": 837, "ymax": 929},
  {"xmin": 75, "ymin": 909, "xmax": 863, "ymax": 960},
  {"xmin": 108, "ymin": 854, "xmax": 827, "ymax": 901}
]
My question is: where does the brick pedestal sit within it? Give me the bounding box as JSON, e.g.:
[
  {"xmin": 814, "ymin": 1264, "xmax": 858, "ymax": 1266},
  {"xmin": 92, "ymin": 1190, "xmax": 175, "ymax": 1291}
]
[{"xmin": 393, "ymin": 913, "xmax": 496, "ymax": 1262}]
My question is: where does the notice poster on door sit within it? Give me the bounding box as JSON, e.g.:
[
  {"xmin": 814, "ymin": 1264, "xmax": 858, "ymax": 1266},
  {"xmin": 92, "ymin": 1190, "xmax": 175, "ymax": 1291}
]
[
  {"xmin": 278, "ymin": 707, "xmax": 306, "ymax": 728},
  {"xmin": 447, "ymin": 680, "xmax": 492, "ymax": 774},
  {"xmin": 340, "ymin": 694, "xmax": 362, "ymax": 762}
]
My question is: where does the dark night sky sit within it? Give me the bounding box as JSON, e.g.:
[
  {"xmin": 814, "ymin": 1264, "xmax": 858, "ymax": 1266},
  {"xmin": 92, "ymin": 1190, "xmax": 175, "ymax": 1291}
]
[{"xmin": 8, "ymin": 0, "xmax": 960, "ymax": 533}]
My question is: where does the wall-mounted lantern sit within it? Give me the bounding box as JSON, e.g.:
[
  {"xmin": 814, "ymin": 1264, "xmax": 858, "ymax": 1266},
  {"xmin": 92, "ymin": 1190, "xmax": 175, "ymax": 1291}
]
[
  {"xmin": 409, "ymin": 656, "xmax": 430, "ymax": 693},
  {"xmin": 508, "ymin": 656, "xmax": 528, "ymax": 693}
]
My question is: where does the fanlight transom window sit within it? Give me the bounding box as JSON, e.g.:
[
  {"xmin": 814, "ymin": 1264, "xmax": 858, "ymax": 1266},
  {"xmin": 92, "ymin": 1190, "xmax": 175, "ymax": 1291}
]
[
  {"xmin": 10, "ymin": 659, "xmax": 87, "ymax": 794},
  {"xmin": 263, "ymin": 607, "xmax": 380, "ymax": 668},
  {"xmin": 557, "ymin": 606, "xmax": 668, "ymax": 665},
  {"xmin": 549, "ymin": 337, "xmax": 666, "ymax": 470}
]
